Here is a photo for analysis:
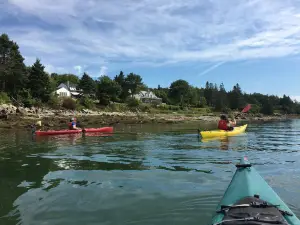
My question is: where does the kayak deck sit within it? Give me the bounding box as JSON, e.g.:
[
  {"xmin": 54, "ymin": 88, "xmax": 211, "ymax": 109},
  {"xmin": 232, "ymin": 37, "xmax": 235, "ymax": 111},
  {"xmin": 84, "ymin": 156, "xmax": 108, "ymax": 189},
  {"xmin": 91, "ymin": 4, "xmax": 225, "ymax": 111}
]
[
  {"xmin": 212, "ymin": 157, "xmax": 300, "ymax": 224},
  {"xmin": 35, "ymin": 127, "xmax": 113, "ymax": 136},
  {"xmin": 200, "ymin": 124, "xmax": 247, "ymax": 139}
]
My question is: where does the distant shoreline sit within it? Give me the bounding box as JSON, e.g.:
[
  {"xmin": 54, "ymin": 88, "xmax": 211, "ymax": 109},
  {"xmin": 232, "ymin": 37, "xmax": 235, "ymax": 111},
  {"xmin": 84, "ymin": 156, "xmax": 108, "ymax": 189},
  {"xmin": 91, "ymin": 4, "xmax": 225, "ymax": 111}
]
[{"xmin": 0, "ymin": 104, "xmax": 293, "ymax": 130}]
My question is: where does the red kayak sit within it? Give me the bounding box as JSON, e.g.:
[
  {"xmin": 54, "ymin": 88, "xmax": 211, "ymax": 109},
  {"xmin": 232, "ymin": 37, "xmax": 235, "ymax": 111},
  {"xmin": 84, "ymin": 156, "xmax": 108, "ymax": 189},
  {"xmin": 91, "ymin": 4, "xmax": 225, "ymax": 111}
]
[
  {"xmin": 83, "ymin": 127, "xmax": 113, "ymax": 133},
  {"xmin": 35, "ymin": 127, "xmax": 113, "ymax": 136}
]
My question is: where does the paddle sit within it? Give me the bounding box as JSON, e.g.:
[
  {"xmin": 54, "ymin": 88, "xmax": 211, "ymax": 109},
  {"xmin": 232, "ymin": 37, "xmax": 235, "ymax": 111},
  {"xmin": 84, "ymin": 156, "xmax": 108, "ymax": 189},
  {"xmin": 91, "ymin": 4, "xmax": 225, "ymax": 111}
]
[
  {"xmin": 241, "ymin": 104, "xmax": 251, "ymax": 113},
  {"xmin": 234, "ymin": 104, "xmax": 251, "ymax": 119},
  {"xmin": 108, "ymin": 120, "xmax": 120, "ymax": 126},
  {"xmin": 78, "ymin": 120, "xmax": 119, "ymax": 134}
]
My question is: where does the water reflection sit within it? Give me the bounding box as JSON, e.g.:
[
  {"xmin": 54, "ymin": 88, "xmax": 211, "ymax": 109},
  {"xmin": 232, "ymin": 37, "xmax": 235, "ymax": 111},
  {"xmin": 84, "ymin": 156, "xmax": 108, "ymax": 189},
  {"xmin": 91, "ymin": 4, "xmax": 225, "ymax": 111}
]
[{"xmin": 201, "ymin": 137, "xmax": 230, "ymax": 150}]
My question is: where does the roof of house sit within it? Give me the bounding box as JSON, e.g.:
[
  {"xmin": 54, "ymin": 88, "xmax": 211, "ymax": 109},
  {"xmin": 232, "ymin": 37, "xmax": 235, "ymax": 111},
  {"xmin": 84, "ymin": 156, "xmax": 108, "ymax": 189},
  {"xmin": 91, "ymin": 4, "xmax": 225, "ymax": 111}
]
[
  {"xmin": 57, "ymin": 82, "xmax": 82, "ymax": 92},
  {"xmin": 134, "ymin": 91, "xmax": 161, "ymax": 99}
]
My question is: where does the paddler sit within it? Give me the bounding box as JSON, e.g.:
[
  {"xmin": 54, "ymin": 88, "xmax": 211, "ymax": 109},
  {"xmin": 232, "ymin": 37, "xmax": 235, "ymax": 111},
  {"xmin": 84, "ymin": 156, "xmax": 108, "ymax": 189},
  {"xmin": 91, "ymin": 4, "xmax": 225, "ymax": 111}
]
[
  {"xmin": 218, "ymin": 114, "xmax": 236, "ymax": 131},
  {"xmin": 68, "ymin": 117, "xmax": 79, "ymax": 130}
]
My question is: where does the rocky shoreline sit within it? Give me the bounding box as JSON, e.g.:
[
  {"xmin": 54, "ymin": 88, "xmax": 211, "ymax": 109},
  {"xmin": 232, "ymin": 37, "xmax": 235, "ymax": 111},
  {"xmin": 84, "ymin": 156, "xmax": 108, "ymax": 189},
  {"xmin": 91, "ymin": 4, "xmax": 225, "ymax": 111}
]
[{"xmin": 0, "ymin": 104, "xmax": 292, "ymax": 130}]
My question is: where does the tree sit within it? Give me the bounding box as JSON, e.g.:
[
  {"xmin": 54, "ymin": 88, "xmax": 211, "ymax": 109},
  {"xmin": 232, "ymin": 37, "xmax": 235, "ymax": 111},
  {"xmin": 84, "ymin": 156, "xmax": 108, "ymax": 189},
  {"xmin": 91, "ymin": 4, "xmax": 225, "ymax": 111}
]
[
  {"xmin": 199, "ymin": 96, "xmax": 207, "ymax": 107},
  {"xmin": 168, "ymin": 79, "xmax": 190, "ymax": 106},
  {"xmin": 188, "ymin": 86, "xmax": 199, "ymax": 107},
  {"xmin": 97, "ymin": 76, "xmax": 121, "ymax": 105},
  {"xmin": 204, "ymin": 82, "xmax": 212, "ymax": 106},
  {"xmin": 215, "ymin": 83, "xmax": 228, "ymax": 111},
  {"xmin": 280, "ymin": 95, "xmax": 294, "ymax": 113},
  {"xmin": 78, "ymin": 72, "xmax": 96, "ymax": 95},
  {"xmin": 260, "ymin": 100, "xmax": 274, "ymax": 115},
  {"xmin": 204, "ymin": 82, "xmax": 218, "ymax": 106},
  {"xmin": 114, "ymin": 71, "xmax": 128, "ymax": 101},
  {"xmin": 228, "ymin": 83, "xmax": 245, "ymax": 110},
  {"xmin": 51, "ymin": 73, "xmax": 79, "ymax": 86},
  {"xmin": 124, "ymin": 73, "xmax": 143, "ymax": 97},
  {"xmin": 153, "ymin": 88, "xmax": 170, "ymax": 104},
  {"xmin": 0, "ymin": 34, "xmax": 27, "ymax": 97},
  {"xmin": 27, "ymin": 59, "xmax": 51, "ymax": 102},
  {"xmin": 114, "ymin": 71, "xmax": 125, "ymax": 86}
]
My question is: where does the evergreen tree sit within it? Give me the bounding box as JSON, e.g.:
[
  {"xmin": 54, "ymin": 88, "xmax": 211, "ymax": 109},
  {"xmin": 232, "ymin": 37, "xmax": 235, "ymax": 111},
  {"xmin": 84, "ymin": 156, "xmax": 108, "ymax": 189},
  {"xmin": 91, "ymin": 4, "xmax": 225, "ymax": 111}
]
[
  {"xmin": 215, "ymin": 83, "xmax": 228, "ymax": 111},
  {"xmin": 114, "ymin": 71, "xmax": 125, "ymax": 86},
  {"xmin": 27, "ymin": 59, "xmax": 51, "ymax": 102},
  {"xmin": 260, "ymin": 100, "xmax": 274, "ymax": 115},
  {"xmin": 78, "ymin": 72, "xmax": 96, "ymax": 95},
  {"xmin": 228, "ymin": 83, "xmax": 245, "ymax": 110},
  {"xmin": 204, "ymin": 82, "xmax": 213, "ymax": 106},
  {"xmin": 0, "ymin": 34, "xmax": 27, "ymax": 96},
  {"xmin": 114, "ymin": 71, "xmax": 128, "ymax": 101}
]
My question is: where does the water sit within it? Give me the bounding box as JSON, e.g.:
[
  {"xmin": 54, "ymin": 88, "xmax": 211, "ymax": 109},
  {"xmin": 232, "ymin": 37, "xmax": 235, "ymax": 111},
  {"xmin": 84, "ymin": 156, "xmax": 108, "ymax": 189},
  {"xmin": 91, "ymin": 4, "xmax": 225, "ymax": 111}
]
[{"xmin": 1, "ymin": 120, "xmax": 300, "ymax": 225}]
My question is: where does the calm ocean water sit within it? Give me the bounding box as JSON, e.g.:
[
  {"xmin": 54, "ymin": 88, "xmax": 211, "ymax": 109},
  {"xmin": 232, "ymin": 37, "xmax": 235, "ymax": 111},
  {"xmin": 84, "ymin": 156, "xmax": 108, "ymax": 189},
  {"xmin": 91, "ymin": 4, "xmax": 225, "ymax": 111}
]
[{"xmin": 0, "ymin": 120, "xmax": 299, "ymax": 225}]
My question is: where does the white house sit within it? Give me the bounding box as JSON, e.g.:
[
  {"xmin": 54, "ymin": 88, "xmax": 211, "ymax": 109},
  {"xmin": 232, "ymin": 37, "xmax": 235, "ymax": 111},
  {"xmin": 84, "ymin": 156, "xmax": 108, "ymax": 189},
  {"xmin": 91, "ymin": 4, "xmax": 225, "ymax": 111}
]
[
  {"xmin": 133, "ymin": 91, "xmax": 162, "ymax": 104},
  {"xmin": 56, "ymin": 85, "xmax": 71, "ymax": 97},
  {"xmin": 54, "ymin": 81, "xmax": 82, "ymax": 98}
]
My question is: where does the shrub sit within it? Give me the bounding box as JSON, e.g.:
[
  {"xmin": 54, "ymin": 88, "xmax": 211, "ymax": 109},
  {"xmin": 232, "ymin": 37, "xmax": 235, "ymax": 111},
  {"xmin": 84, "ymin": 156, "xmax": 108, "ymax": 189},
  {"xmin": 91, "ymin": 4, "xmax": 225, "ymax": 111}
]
[
  {"xmin": 168, "ymin": 105, "xmax": 180, "ymax": 111},
  {"xmin": 48, "ymin": 95, "xmax": 61, "ymax": 109},
  {"xmin": 0, "ymin": 92, "xmax": 11, "ymax": 104},
  {"xmin": 22, "ymin": 99, "xmax": 34, "ymax": 108},
  {"xmin": 76, "ymin": 103, "xmax": 85, "ymax": 111},
  {"xmin": 108, "ymin": 103, "xmax": 128, "ymax": 112},
  {"xmin": 16, "ymin": 89, "xmax": 34, "ymax": 107},
  {"xmin": 126, "ymin": 98, "xmax": 140, "ymax": 107},
  {"xmin": 139, "ymin": 103, "xmax": 151, "ymax": 112},
  {"xmin": 250, "ymin": 104, "xmax": 261, "ymax": 114},
  {"xmin": 33, "ymin": 99, "xmax": 43, "ymax": 108},
  {"xmin": 79, "ymin": 96, "xmax": 95, "ymax": 109},
  {"xmin": 221, "ymin": 107, "xmax": 232, "ymax": 114},
  {"xmin": 156, "ymin": 104, "xmax": 180, "ymax": 111},
  {"xmin": 62, "ymin": 97, "xmax": 76, "ymax": 110}
]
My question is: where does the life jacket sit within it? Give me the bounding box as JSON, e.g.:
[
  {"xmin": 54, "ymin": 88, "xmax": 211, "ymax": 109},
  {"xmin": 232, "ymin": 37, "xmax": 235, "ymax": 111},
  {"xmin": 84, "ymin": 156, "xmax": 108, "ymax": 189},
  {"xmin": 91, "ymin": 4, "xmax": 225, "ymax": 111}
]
[
  {"xmin": 218, "ymin": 120, "xmax": 228, "ymax": 130},
  {"xmin": 68, "ymin": 122, "xmax": 73, "ymax": 129}
]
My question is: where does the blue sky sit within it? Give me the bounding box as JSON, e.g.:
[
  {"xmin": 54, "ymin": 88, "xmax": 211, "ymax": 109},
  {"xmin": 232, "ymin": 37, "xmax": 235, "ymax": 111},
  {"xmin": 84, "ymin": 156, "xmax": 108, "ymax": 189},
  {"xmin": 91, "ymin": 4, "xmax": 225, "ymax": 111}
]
[{"xmin": 1, "ymin": 0, "xmax": 300, "ymax": 100}]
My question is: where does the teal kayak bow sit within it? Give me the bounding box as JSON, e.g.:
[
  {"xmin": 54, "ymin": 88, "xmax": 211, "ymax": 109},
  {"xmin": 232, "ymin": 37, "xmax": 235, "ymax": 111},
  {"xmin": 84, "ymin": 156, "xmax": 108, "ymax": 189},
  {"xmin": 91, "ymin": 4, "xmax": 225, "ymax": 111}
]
[{"xmin": 211, "ymin": 157, "xmax": 300, "ymax": 225}]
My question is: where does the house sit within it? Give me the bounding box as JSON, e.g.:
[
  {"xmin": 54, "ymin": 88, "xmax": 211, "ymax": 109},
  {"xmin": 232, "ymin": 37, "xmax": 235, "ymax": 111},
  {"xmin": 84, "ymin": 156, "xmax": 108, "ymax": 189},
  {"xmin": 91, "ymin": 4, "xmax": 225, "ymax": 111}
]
[
  {"xmin": 133, "ymin": 91, "xmax": 162, "ymax": 104},
  {"xmin": 54, "ymin": 81, "xmax": 83, "ymax": 98}
]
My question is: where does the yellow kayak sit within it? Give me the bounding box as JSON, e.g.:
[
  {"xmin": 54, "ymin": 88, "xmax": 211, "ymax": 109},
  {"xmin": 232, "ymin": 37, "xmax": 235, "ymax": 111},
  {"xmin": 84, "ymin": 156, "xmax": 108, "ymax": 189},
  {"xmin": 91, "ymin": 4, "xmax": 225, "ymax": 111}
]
[{"xmin": 200, "ymin": 124, "xmax": 248, "ymax": 139}]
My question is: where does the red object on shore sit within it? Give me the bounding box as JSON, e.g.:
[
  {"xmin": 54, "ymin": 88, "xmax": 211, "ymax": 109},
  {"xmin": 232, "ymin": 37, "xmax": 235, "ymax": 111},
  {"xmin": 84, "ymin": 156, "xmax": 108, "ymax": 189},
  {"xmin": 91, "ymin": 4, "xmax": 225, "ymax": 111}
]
[
  {"xmin": 35, "ymin": 127, "xmax": 113, "ymax": 136},
  {"xmin": 242, "ymin": 104, "xmax": 251, "ymax": 113}
]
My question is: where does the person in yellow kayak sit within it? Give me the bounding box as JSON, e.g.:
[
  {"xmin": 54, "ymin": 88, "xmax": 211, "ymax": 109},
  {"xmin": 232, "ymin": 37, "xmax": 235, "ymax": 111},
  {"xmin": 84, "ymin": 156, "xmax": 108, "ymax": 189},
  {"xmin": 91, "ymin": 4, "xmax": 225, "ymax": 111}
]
[
  {"xmin": 218, "ymin": 115, "xmax": 236, "ymax": 131},
  {"xmin": 68, "ymin": 117, "xmax": 80, "ymax": 130}
]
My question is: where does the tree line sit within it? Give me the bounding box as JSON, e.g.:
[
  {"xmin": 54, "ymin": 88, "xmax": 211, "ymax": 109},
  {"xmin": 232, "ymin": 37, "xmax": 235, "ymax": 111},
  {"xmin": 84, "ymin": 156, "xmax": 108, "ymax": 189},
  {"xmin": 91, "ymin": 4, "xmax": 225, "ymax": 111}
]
[
  {"xmin": 0, "ymin": 33, "xmax": 299, "ymax": 114},
  {"xmin": 152, "ymin": 80, "xmax": 300, "ymax": 115}
]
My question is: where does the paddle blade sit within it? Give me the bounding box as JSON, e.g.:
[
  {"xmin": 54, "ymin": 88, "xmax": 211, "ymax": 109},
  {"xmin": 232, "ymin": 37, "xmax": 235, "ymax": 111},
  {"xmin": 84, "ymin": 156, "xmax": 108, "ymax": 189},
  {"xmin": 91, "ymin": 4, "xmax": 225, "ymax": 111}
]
[{"xmin": 242, "ymin": 104, "xmax": 251, "ymax": 113}]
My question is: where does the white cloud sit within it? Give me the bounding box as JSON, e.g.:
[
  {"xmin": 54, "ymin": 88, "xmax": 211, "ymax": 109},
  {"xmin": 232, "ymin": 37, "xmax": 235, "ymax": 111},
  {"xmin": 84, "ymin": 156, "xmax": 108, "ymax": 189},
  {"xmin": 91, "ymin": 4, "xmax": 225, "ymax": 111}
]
[
  {"xmin": 45, "ymin": 64, "xmax": 66, "ymax": 74},
  {"xmin": 45, "ymin": 64, "xmax": 55, "ymax": 74},
  {"xmin": 3, "ymin": 0, "xmax": 300, "ymax": 68},
  {"xmin": 74, "ymin": 65, "xmax": 82, "ymax": 75},
  {"xmin": 99, "ymin": 66, "xmax": 108, "ymax": 76}
]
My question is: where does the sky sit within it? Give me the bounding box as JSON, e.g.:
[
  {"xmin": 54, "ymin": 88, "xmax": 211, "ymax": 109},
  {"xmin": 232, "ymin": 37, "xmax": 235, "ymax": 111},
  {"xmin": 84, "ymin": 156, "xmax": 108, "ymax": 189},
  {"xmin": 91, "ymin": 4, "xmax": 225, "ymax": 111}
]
[{"xmin": 1, "ymin": 0, "xmax": 300, "ymax": 100}]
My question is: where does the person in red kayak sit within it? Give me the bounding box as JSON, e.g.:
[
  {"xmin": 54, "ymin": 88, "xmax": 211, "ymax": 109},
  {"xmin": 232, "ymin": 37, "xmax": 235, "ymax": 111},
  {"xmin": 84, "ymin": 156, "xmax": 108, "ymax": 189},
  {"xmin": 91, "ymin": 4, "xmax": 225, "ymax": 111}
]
[
  {"xmin": 218, "ymin": 115, "xmax": 236, "ymax": 131},
  {"xmin": 68, "ymin": 117, "xmax": 79, "ymax": 130}
]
